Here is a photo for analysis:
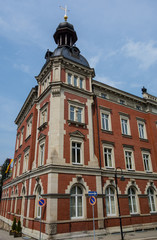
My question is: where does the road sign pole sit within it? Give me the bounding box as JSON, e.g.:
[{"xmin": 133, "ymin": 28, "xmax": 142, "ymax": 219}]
[
  {"xmin": 39, "ymin": 207, "xmax": 42, "ymax": 240},
  {"xmin": 92, "ymin": 205, "xmax": 96, "ymax": 240}
]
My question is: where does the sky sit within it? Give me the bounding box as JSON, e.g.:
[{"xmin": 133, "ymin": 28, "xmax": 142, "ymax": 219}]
[{"xmin": 0, "ymin": 0, "xmax": 157, "ymax": 166}]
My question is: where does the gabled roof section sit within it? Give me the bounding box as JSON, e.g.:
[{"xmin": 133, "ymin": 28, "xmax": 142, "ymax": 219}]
[
  {"xmin": 69, "ymin": 130, "xmax": 85, "ymax": 139},
  {"xmin": 15, "ymin": 86, "xmax": 38, "ymax": 127}
]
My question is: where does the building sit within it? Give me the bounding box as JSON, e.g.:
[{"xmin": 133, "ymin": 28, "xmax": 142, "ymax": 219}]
[{"xmin": 0, "ymin": 15, "xmax": 157, "ymax": 240}]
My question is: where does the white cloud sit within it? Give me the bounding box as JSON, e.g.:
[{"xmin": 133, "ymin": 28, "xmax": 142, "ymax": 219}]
[
  {"xmin": 122, "ymin": 40, "xmax": 157, "ymax": 70},
  {"xmin": 89, "ymin": 54, "xmax": 101, "ymax": 68},
  {"xmin": 96, "ymin": 76, "xmax": 123, "ymax": 88},
  {"xmin": 13, "ymin": 63, "xmax": 30, "ymax": 74}
]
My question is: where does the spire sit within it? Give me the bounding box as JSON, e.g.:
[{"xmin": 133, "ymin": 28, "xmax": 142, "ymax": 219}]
[{"xmin": 59, "ymin": 5, "xmax": 69, "ymax": 22}]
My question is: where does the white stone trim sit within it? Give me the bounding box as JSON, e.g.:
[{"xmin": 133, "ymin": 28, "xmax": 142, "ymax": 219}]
[
  {"xmin": 103, "ymin": 179, "xmax": 121, "ymax": 194},
  {"xmin": 124, "ymin": 180, "xmax": 141, "ymax": 195},
  {"xmin": 144, "ymin": 181, "xmax": 157, "ymax": 195},
  {"xmin": 65, "ymin": 177, "xmax": 90, "ymax": 194}
]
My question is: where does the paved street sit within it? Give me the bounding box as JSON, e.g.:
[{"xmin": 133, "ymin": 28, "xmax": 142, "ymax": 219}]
[{"xmin": 0, "ymin": 229, "xmax": 157, "ymax": 240}]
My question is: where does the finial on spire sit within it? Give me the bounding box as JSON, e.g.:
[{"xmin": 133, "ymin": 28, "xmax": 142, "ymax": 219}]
[{"xmin": 59, "ymin": 5, "xmax": 69, "ymax": 21}]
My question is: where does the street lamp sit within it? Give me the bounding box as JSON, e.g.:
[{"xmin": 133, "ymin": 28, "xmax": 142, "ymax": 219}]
[{"xmin": 114, "ymin": 167, "xmax": 125, "ymax": 240}]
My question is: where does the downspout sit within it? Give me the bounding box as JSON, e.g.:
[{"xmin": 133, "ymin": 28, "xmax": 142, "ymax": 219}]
[{"xmin": 94, "ymin": 93, "xmax": 105, "ymax": 229}]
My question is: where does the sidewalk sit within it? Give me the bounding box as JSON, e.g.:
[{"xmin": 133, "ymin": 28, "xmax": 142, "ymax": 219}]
[{"xmin": 0, "ymin": 229, "xmax": 157, "ymax": 240}]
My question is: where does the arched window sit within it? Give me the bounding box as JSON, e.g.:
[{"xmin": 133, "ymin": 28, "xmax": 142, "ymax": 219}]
[
  {"xmin": 70, "ymin": 185, "xmax": 83, "ymax": 218},
  {"xmin": 147, "ymin": 188, "xmax": 156, "ymax": 212},
  {"xmin": 128, "ymin": 187, "xmax": 137, "ymax": 214},
  {"xmin": 36, "ymin": 185, "xmax": 42, "ymax": 218},
  {"xmin": 105, "ymin": 187, "xmax": 116, "ymax": 216}
]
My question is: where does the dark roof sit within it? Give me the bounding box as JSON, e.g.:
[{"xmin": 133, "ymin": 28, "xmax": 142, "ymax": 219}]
[
  {"xmin": 56, "ymin": 22, "xmax": 74, "ymax": 31},
  {"xmin": 45, "ymin": 46, "xmax": 90, "ymax": 68}
]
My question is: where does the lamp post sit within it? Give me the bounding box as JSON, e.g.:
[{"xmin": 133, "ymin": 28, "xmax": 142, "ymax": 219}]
[{"xmin": 114, "ymin": 167, "xmax": 125, "ymax": 240}]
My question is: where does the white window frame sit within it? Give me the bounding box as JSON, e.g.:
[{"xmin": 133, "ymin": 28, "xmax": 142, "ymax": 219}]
[
  {"xmin": 105, "ymin": 186, "xmax": 116, "ymax": 216},
  {"xmin": 147, "ymin": 188, "xmax": 156, "ymax": 213},
  {"xmin": 39, "ymin": 142, "xmax": 45, "ymax": 166},
  {"xmin": 16, "ymin": 134, "xmax": 20, "ymax": 150},
  {"xmin": 40, "ymin": 106, "xmax": 48, "ymax": 126},
  {"xmin": 20, "ymin": 128, "xmax": 24, "ymax": 146},
  {"xmin": 69, "ymin": 101, "xmax": 85, "ymax": 124},
  {"xmin": 26, "ymin": 116, "xmax": 32, "ymax": 138},
  {"xmin": 70, "ymin": 185, "xmax": 83, "ymax": 219},
  {"xmin": 70, "ymin": 137, "xmax": 84, "ymax": 165},
  {"xmin": 17, "ymin": 157, "xmax": 21, "ymax": 176},
  {"xmin": 66, "ymin": 71, "xmax": 85, "ymax": 89},
  {"xmin": 101, "ymin": 109, "xmax": 112, "ymax": 131},
  {"xmin": 36, "ymin": 186, "xmax": 42, "ymax": 219},
  {"xmin": 142, "ymin": 151, "xmax": 152, "ymax": 172},
  {"xmin": 13, "ymin": 160, "xmax": 17, "ymax": 178},
  {"xmin": 120, "ymin": 115, "xmax": 131, "ymax": 135},
  {"xmin": 128, "ymin": 187, "xmax": 138, "ymax": 214},
  {"xmin": 23, "ymin": 149, "xmax": 29, "ymax": 173},
  {"xmin": 137, "ymin": 120, "xmax": 147, "ymax": 139},
  {"xmin": 103, "ymin": 144, "xmax": 115, "ymax": 169},
  {"xmin": 40, "ymin": 74, "xmax": 50, "ymax": 94},
  {"xmin": 124, "ymin": 148, "xmax": 135, "ymax": 171}
]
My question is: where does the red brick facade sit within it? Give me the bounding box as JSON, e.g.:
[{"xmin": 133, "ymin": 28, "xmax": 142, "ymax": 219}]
[{"xmin": 0, "ymin": 20, "xmax": 157, "ymax": 239}]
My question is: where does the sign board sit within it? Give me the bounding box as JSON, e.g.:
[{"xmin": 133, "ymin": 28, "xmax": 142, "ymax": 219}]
[
  {"xmin": 88, "ymin": 191, "xmax": 97, "ymax": 197},
  {"xmin": 38, "ymin": 198, "xmax": 46, "ymax": 207},
  {"xmin": 89, "ymin": 196, "xmax": 96, "ymax": 206}
]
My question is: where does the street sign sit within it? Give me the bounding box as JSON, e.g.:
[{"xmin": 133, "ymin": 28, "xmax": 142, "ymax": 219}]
[
  {"xmin": 89, "ymin": 196, "xmax": 96, "ymax": 206},
  {"xmin": 38, "ymin": 198, "xmax": 46, "ymax": 207},
  {"xmin": 88, "ymin": 191, "xmax": 97, "ymax": 197}
]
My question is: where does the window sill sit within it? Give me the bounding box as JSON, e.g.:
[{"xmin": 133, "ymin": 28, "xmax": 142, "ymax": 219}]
[
  {"xmin": 139, "ymin": 138, "xmax": 149, "ymax": 142},
  {"xmin": 25, "ymin": 135, "xmax": 31, "ymax": 142},
  {"xmin": 145, "ymin": 170, "xmax": 152, "ymax": 173},
  {"xmin": 72, "ymin": 163, "xmax": 83, "ymax": 166},
  {"xmin": 38, "ymin": 122, "xmax": 48, "ymax": 131},
  {"xmin": 122, "ymin": 134, "xmax": 132, "ymax": 139},
  {"xmin": 150, "ymin": 211, "xmax": 157, "ymax": 215},
  {"xmin": 101, "ymin": 129, "xmax": 113, "ymax": 135},
  {"xmin": 127, "ymin": 169, "xmax": 135, "ymax": 172},
  {"xmin": 130, "ymin": 213, "xmax": 140, "ymax": 216},
  {"xmin": 34, "ymin": 217, "xmax": 41, "ymax": 221},
  {"xmin": 68, "ymin": 120, "xmax": 86, "ymax": 128},
  {"xmin": 105, "ymin": 167, "xmax": 114, "ymax": 170}
]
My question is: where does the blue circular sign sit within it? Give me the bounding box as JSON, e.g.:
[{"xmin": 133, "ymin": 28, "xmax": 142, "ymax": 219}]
[
  {"xmin": 38, "ymin": 198, "xmax": 46, "ymax": 207},
  {"xmin": 89, "ymin": 196, "xmax": 96, "ymax": 205}
]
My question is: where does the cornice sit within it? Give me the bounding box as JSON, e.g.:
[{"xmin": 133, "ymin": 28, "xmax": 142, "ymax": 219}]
[
  {"xmin": 3, "ymin": 163, "xmax": 157, "ymax": 190},
  {"xmin": 15, "ymin": 86, "xmax": 38, "ymax": 127}
]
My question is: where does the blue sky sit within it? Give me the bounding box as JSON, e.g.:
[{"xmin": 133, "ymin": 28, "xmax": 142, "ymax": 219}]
[{"xmin": 0, "ymin": 0, "xmax": 157, "ymax": 166}]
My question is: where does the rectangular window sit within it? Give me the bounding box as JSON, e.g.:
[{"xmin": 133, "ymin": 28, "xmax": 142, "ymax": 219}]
[
  {"xmin": 74, "ymin": 76, "xmax": 77, "ymax": 87},
  {"xmin": 68, "ymin": 73, "xmax": 72, "ymax": 85},
  {"xmin": 26, "ymin": 117, "xmax": 32, "ymax": 138},
  {"xmin": 41, "ymin": 108, "xmax": 47, "ymax": 125},
  {"xmin": 80, "ymin": 78, "xmax": 83, "ymax": 89},
  {"xmin": 39, "ymin": 143, "xmax": 45, "ymax": 166},
  {"xmin": 104, "ymin": 148, "xmax": 113, "ymax": 168},
  {"xmin": 120, "ymin": 99, "xmax": 125, "ymax": 105},
  {"xmin": 138, "ymin": 123, "xmax": 145, "ymax": 138},
  {"xmin": 20, "ymin": 128, "xmax": 24, "ymax": 146},
  {"xmin": 101, "ymin": 109, "xmax": 112, "ymax": 131},
  {"xmin": 70, "ymin": 106, "xmax": 83, "ymax": 123},
  {"xmin": 17, "ymin": 157, "xmax": 21, "ymax": 176},
  {"xmin": 16, "ymin": 134, "xmax": 20, "ymax": 150},
  {"xmin": 121, "ymin": 119, "xmax": 128, "ymax": 135},
  {"xmin": 125, "ymin": 151, "xmax": 134, "ymax": 170},
  {"xmin": 72, "ymin": 142, "xmax": 81, "ymax": 164},
  {"xmin": 101, "ymin": 93, "xmax": 107, "ymax": 99},
  {"xmin": 143, "ymin": 153, "xmax": 151, "ymax": 172},
  {"xmin": 23, "ymin": 151, "xmax": 29, "ymax": 172},
  {"xmin": 102, "ymin": 113, "xmax": 109, "ymax": 131}
]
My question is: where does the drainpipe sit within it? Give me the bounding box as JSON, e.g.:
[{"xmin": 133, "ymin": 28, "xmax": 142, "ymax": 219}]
[{"xmin": 94, "ymin": 93, "xmax": 105, "ymax": 229}]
